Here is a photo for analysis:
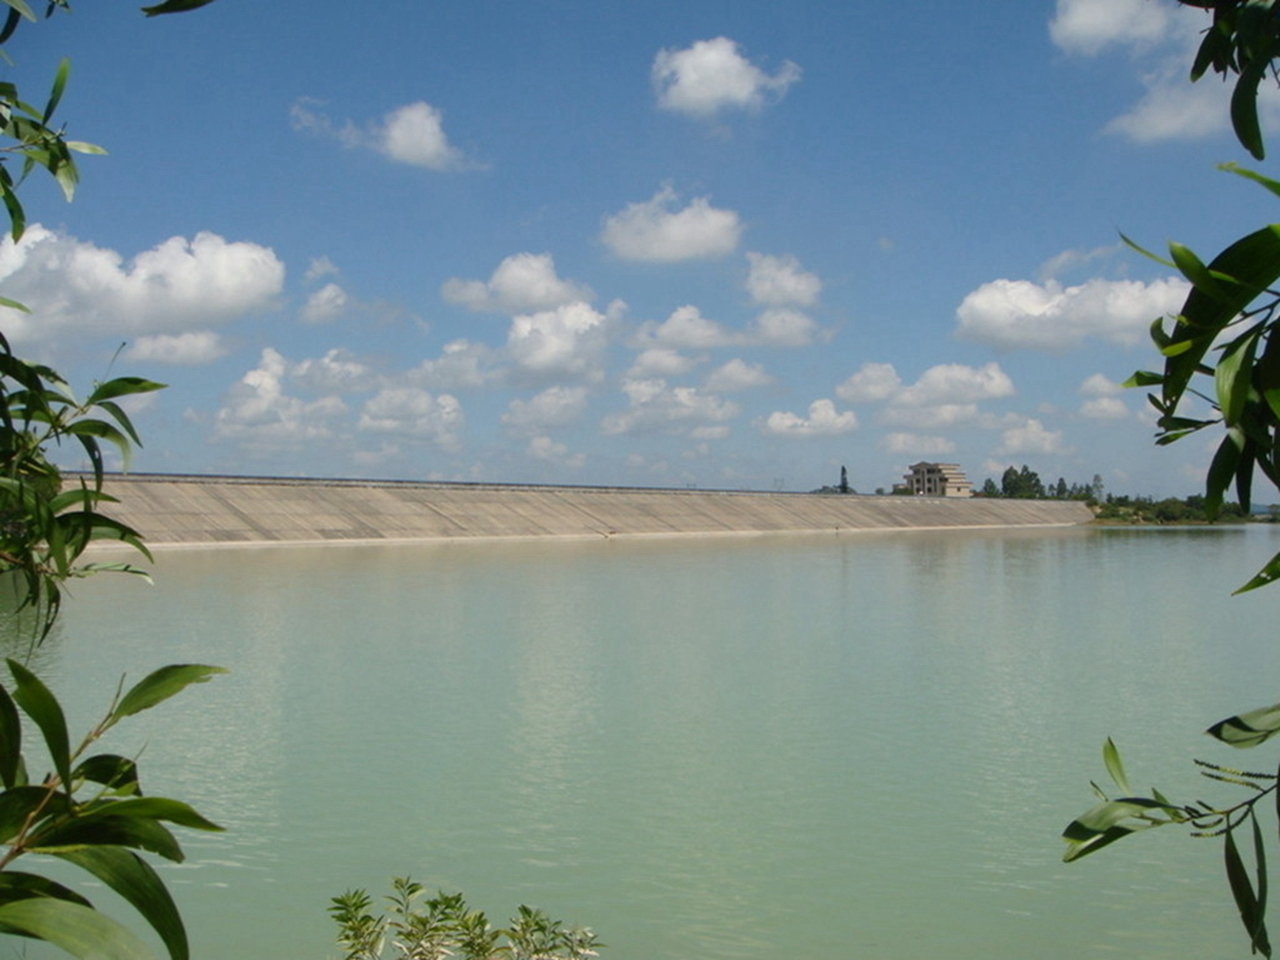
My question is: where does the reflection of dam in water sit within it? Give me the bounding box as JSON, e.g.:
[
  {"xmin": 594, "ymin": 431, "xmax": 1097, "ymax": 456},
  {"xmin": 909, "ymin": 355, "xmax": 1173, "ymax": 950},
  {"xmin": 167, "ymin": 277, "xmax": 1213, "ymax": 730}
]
[{"xmin": 89, "ymin": 472, "xmax": 1094, "ymax": 545}]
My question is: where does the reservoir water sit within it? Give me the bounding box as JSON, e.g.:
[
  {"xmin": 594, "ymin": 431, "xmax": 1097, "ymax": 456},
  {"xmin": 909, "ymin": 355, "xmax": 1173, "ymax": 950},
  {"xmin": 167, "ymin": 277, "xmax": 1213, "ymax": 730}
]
[{"xmin": 20, "ymin": 524, "xmax": 1280, "ymax": 959}]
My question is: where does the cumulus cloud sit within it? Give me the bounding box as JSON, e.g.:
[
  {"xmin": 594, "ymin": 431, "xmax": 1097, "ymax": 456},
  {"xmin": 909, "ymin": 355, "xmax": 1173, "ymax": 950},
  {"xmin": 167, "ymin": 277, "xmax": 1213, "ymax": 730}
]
[
  {"xmin": 502, "ymin": 385, "xmax": 589, "ymax": 433},
  {"xmin": 302, "ymin": 283, "xmax": 349, "ymax": 324},
  {"xmin": 836, "ymin": 362, "xmax": 902, "ymax": 403},
  {"xmin": 749, "ymin": 308, "xmax": 817, "ymax": 346},
  {"xmin": 305, "ymin": 256, "xmax": 339, "ymax": 282},
  {"xmin": 441, "ymin": 253, "xmax": 592, "ymax": 314},
  {"xmin": 627, "ymin": 347, "xmax": 698, "ymax": 379},
  {"xmin": 745, "ymin": 252, "xmax": 821, "ymax": 307},
  {"xmin": 291, "ymin": 98, "xmax": 465, "ymax": 170},
  {"xmin": 0, "ymin": 225, "xmax": 283, "ymax": 344},
  {"xmin": 125, "ymin": 331, "xmax": 226, "ymax": 366},
  {"xmin": 506, "ymin": 301, "xmax": 610, "ymax": 382},
  {"xmin": 704, "ymin": 358, "xmax": 773, "ymax": 392},
  {"xmin": 997, "ymin": 417, "xmax": 1066, "ymax": 455},
  {"xmin": 883, "ymin": 432, "xmax": 957, "ymax": 456},
  {"xmin": 601, "ymin": 378, "xmax": 739, "ymax": 436},
  {"xmin": 837, "ymin": 361, "xmax": 1015, "ymax": 430},
  {"xmin": 214, "ymin": 348, "xmax": 348, "ymax": 448},
  {"xmin": 635, "ymin": 303, "xmax": 816, "ymax": 350},
  {"xmin": 652, "ymin": 37, "xmax": 800, "ymax": 118},
  {"xmin": 358, "ymin": 387, "xmax": 463, "ymax": 446},
  {"xmin": 1077, "ymin": 373, "xmax": 1129, "ymax": 420},
  {"xmin": 527, "ymin": 435, "xmax": 585, "ymax": 468},
  {"xmin": 759, "ymin": 399, "xmax": 857, "ymax": 438},
  {"xmin": 409, "ymin": 339, "xmax": 499, "ymax": 391},
  {"xmin": 955, "ymin": 276, "xmax": 1189, "ymax": 351},
  {"xmin": 1049, "ymin": 0, "xmax": 1280, "ymax": 146},
  {"xmin": 1048, "ymin": 0, "xmax": 1175, "ymax": 55},
  {"xmin": 601, "ymin": 186, "xmax": 742, "ymax": 262},
  {"xmin": 291, "ymin": 348, "xmax": 379, "ymax": 394}
]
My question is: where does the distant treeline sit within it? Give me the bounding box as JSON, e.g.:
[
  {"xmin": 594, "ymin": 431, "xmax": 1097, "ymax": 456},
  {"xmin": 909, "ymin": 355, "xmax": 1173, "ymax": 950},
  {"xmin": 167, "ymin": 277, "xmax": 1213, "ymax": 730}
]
[
  {"xmin": 976, "ymin": 465, "xmax": 1100, "ymax": 501},
  {"xmin": 977, "ymin": 464, "xmax": 1277, "ymax": 523}
]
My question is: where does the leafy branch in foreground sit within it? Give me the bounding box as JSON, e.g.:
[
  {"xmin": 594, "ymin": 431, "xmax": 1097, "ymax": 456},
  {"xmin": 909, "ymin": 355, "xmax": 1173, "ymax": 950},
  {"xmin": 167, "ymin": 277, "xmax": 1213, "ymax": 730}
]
[
  {"xmin": 1064, "ymin": 714, "xmax": 1280, "ymax": 958},
  {"xmin": 331, "ymin": 876, "xmax": 603, "ymax": 960},
  {"xmin": 0, "ymin": 659, "xmax": 225, "ymax": 960}
]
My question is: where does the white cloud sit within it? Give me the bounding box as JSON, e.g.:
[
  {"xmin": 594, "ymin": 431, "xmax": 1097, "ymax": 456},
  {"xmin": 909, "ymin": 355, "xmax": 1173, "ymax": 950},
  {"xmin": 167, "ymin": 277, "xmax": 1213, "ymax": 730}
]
[
  {"xmin": 955, "ymin": 276, "xmax": 1189, "ymax": 351},
  {"xmin": 0, "ymin": 225, "xmax": 284, "ymax": 344},
  {"xmin": 883, "ymin": 432, "xmax": 956, "ymax": 456},
  {"xmin": 836, "ymin": 362, "xmax": 902, "ymax": 403},
  {"xmin": 627, "ymin": 348, "xmax": 698, "ymax": 379},
  {"xmin": 759, "ymin": 399, "xmax": 857, "ymax": 438},
  {"xmin": 291, "ymin": 348, "xmax": 378, "ymax": 394},
  {"xmin": 302, "ymin": 283, "xmax": 349, "ymax": 324},
  {"xmin": 601, "ymin": 186, "xmax": 742, "ymax": 262},
  {"xmin": 125, "ymin": 331, "xmax": 226, "ymax": 366},
  {"xmin": 441, "ymin": 252, "xmax": 592, "ymax": 314},
  {"xmin": 214, "ymin": 348, "xmax": 348, "ymax": 448},
  {"xmin": 527, "ymin": 435, "xmax": 586, "ymax": 468},
  {"xmin": 997, "ymin": 417, "xmax": 1066, "ymax": 455},
  {"xmin": 305, "ymin": 256, "xmax": 339, "ymax": 281},
  {"xmin": 506, "ymin": 301, "xmax": 609, "ymax": 382},
  {"xmin": 1048, "ymin": 0, "xmax": 1174, "ymax": 55},
  {"xmin": 502, "ymin": 385, "xmax": 589, "ymax": 432},
  {"xmin": 704, "ymin": 358, "xmax": 773, "ymax": 392},
  {"xmin": 1079, "ymin": 373, "xmax": 1122, "ymax": 397},
  {"xmin": 652, "ymin": 37, "xmax": 800, "ymax": 118},
  {"xmin": 1105, "ymin": 65, "xmax": 1235, "ymax": 143},
  {"xmin": 745, "ymin": 252, "xmax": 821, "ymax": 307},
  {"xmin": 410, "ymin": 339, "xmax": 499, "ymax": 391},
  {"xmin": 601, "ymin": 378, "xmax": 739, "ymax": 436},
  {"xmin": 638, "ymin": 304, "xmax": 732, "ymax": 349},
  {"xmin": 291, "ymin": 98, "xmax": 465, "ymax": 170},
  {"xmin": 1079, "ymin": 396, "xmax": 1130, "ymax": 420},
  {"xmin": 358, "ymin": 387, "xmax": 463, "ymax": 446},
  {"xmin": 636, "ymin": 303, "xmax": 816, "ymax": 350},
  {"xmin": 748, "ymin": 308, "xmax": 817, "ymax": 346},
  {"xmin": 838, "ymin": 361, "xmax": 1015, "ymax": 430}
]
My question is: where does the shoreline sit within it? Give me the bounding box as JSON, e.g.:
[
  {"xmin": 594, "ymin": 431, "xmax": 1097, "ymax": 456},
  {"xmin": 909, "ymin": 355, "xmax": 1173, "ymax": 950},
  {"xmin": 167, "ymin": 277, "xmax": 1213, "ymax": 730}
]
[{"xmin": 88, "ymin": 472, "xmax": 1097, "ymax": 547}]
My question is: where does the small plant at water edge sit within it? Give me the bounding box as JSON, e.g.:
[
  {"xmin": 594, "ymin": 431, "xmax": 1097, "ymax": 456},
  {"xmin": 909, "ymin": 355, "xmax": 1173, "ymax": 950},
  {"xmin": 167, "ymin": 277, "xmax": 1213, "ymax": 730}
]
[{"xmin": 330, "ymin": 876, "xmax": 603, "ymax": 960}]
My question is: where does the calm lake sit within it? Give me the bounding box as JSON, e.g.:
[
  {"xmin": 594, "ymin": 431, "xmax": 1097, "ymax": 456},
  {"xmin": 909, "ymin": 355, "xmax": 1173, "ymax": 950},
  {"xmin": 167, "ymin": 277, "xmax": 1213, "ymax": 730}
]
[{"xmin": 19, "ymin": 524, "xmax": 1280, "ymax": 959}]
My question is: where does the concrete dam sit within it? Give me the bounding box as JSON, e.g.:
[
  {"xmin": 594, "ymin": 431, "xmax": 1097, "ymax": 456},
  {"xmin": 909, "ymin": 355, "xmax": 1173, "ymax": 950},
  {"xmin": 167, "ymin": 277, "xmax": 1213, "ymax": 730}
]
[{"xmin": 92, "ymin": 473, "xmax": 1095, "ymax": 547}]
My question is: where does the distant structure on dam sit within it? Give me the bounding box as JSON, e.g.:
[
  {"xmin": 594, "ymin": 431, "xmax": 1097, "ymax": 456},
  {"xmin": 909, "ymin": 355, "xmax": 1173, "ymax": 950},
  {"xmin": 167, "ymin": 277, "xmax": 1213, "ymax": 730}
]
[{"xmin": 89, "ymin": 473, "xmax": 1095, "ymax": 547}]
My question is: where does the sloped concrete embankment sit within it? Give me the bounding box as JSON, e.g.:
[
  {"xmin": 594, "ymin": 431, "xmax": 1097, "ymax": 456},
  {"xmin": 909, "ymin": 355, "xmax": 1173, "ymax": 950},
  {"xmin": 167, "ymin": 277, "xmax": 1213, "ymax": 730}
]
[{"xmin": 92, "ymin": 474, "xmax": 1095, "ymax": 546}]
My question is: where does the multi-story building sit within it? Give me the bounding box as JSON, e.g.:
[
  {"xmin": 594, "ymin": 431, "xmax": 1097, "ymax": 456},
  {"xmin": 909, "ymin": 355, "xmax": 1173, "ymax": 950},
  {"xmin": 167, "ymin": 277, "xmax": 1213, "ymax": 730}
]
[{"xmin": 901, "ymin": 462, "xmax": 972, "ymax": 498}]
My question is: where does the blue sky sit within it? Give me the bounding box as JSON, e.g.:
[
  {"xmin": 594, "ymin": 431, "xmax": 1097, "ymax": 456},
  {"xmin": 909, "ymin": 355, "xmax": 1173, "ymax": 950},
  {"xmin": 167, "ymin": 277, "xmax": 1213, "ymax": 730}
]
[{"xmin": 2, "ymin": 0, "xmax": 1272, "ymax": 496}]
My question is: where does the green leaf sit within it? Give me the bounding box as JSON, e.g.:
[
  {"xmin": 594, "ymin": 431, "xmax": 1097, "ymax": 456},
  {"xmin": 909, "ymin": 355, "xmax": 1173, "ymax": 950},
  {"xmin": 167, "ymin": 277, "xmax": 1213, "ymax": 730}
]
[
  {"xmin": 1062, "ymin": 798, "xmax": 1175, "ymax": 861},
  {"xmin": 1235, "ymin": 549, "xmax": 1280, "ymax": 594},
  {"xmin": 32, "ymin": 814, "xmax": 185, "ymax": 862},
  {"xmin": 0, "ymin": 786, "xmax": 66, "ymax": 843},
  {"xmin": 0, "ymin": 870, "xmax": 91, "ymax": 908},
  {"xmin": 0, "ymin": 681, "xmax": 20, "ymax": 790},
  {"xmin": 71, "ymin": 796, "xmax": 222, "ymax": 833},
  {"xmin": 1231, "ymin": 52, "xmax": 1271, "ymax": 161},
  {"xmin": 6, "ymin": 659, "xmax": 70, "ymax": 791},
  {"xmin": 1208, "ymin": 700, "xmax": 1280, "ymax": 747},
  {"xmin": 41, "ymin": 57, "xmax": 67, "ymax": 124},
  {"xmin": 72, "ymin": 754, "xmax": 139, "ymax": 795},
  {"xmin": 0, "ymin": 1, "xmax": 35, "ymax": 23},
  {"xmin": 1123, "ymin": 370, "xmax": 1164, "ymax": 388},
  {"xmin": 64, "ymin": 141, "xmax": 105, "ymax": 155},
  {"xmin": 86, "ymin": 377, "xmax": 166, "ymax": 406},
  {"xmin": 1225, "ymin": 825, "xmax": 1272, "ymax": 956},
  {"xmin": 54, "ymin": 846, "xmax": 188, "ymax": 960},
  {"xmin": 0, "ymin": 897, "xmax": 160, "ymax": 960},
  {"xmin": 1217, "ymin": 327, "xmax": 1263, "ymax": 425},
  {"xmin": 1220, "ymin": 162, "xmax": 1280, "ymax": 201},
  {"xmin": 141, "ymin": 0, "xmax": 218, "ymax": 15},
  {"xmin": 1206, "ymin": 427, "xmax": 1246, "ymax": 518},
  {"xmin": 1103, "ymin": 738, "xmax": 1131, "ymax": 795},
  {"xmin": 110, "ymin": 665, "xmax": 225, "ymax": 726}
]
